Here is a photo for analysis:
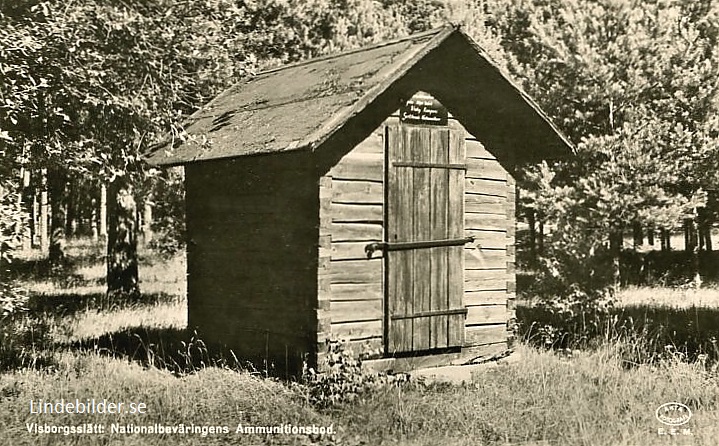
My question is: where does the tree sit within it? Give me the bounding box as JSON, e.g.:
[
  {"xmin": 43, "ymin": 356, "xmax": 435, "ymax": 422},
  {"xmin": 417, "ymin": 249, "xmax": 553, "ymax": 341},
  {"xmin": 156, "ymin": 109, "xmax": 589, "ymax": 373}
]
[
  {"xmin": 2, "ymin": 0, "xmax": 450, "ymax": 299},
  {"xmin": 485, "ymin": 0, "xmax": 719, "ymax": 286}
]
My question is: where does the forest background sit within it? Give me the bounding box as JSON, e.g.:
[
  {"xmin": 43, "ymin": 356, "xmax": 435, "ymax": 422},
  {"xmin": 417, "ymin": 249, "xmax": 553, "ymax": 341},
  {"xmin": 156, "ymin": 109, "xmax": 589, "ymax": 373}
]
[{"xmin": 1, "ymin": 0, "xmax": 718, "ymax": 323}]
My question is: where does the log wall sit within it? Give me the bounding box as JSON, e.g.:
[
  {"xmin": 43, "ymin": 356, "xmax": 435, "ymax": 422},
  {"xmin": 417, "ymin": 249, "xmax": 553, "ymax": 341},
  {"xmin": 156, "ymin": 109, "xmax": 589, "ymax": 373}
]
[
  {"xmin": 185, "ymin": 152, "xmax": 318, "ymax": 376},
  {"xmin": 321, "ymin": 114, "xmax": 514, "ymax": 362},
  {"xmin": 324, "ymin": 125, "xmax": 386, "ymax": 358},
  {"xmin": 463, "ymin": 132, "xmax": 515, "ymax": 354}
]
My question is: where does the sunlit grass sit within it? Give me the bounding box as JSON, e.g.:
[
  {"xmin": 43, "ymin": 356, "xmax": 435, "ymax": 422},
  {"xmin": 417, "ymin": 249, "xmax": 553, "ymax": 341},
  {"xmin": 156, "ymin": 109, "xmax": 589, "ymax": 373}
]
[
  {"xmin": 3, "ymin": 239, "xmax": 719, "ymax": 445},
  {"xmin": 617, "ymin": 285, "xmax": 719, "ymax": 308},
  {"xmin": 56, "ymin": 298, "xmax": 186, "ymax": 343}
]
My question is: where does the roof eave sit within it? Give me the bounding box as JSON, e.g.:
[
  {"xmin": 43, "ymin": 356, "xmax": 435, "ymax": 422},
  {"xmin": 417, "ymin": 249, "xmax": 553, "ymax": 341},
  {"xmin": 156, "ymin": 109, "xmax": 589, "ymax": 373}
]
[
  {"xmin": 455, "ymin": 27, "xmax": 575, "ymax": 158},
  {"xmin": 146, "ymin": 24, "xmax": 575, "ymax": 167}
]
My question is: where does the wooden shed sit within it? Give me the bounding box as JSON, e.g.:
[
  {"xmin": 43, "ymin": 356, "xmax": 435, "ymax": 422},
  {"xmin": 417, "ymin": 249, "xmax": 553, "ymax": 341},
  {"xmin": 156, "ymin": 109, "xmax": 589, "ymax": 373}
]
[{"xmin": 146, "ymin": 25, "xmax": 573, "ymax": 374}]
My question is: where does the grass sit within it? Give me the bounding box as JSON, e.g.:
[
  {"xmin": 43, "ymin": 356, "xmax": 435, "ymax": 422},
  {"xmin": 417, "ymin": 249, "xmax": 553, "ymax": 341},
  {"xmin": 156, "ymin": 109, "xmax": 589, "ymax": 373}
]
[
  {"xmin": 0, "ymin": 354, "xmax": 330, "ymax": 446},
  {"xmin": 2, "ymin": 343, "xmax": 717, "ymax": 445},
  {"xmin": 56, "ymin": 296, "xmax": 185, "ymax": 343},
  {"xmin": 516, "ymin": 283, "xmax": 719, "ymax": 364},
  {"xmin": 2, "ymin": 239, "xmax": 719, "ymax": 445},
  {"xmin": 617, "ymin": 285, "xmax": 719, "ymax": 309},
  {"xmin": 341, "ymin": 345, "xmax": 719, "ymax": 445}
]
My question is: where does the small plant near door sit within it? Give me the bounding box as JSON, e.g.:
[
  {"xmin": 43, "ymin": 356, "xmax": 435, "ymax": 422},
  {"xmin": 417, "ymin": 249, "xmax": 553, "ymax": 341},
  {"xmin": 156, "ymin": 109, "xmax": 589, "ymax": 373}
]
[{"xmin": 300, "ymin": 339, "xmax": 408, "ymax": 409}]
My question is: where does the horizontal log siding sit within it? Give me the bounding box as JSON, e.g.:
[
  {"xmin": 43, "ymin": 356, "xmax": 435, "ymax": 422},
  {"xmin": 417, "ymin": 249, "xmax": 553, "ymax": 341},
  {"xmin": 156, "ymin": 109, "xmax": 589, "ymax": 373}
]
[
  {"xmin": 185, "ymin": 153, "xmax": 318, "ymax": 375},
  {"xmin": 462, "ymin": 129, "xmax": 512, "ymax": 349},
  {"xmin": 322, "ymin": 118, "xmax": 514, "ymax": 356},
  {"xmin": 506, "ymin": 173, "xmax": 518, "ymax": 347},
  {"xmin": 325, "ymin": 130, "xmax": 385, "ymax": 353}
]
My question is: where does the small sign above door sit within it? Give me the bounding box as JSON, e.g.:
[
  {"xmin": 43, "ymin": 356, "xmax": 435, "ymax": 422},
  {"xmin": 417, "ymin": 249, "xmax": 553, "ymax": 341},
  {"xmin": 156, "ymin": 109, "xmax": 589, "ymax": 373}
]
[{"xmin": 400, "ymin": 91, "xmax": 448, "ymax": 126}]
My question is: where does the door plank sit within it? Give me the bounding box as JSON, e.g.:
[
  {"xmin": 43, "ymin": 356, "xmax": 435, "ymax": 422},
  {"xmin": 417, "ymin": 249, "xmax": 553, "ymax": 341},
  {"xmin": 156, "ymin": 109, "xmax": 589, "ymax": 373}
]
[
  {"xmin": 412, "ymin": 127, "xmax": 432, "ymax": 351},
  {"xmin": 398, "ymin": 127, "xmax": 415, "ymax": 352}
]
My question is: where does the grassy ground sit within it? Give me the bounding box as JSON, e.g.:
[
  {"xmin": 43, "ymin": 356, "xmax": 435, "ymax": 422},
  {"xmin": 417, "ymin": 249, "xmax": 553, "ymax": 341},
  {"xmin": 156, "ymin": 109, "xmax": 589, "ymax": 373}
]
[
  {"xmin": 2, "ymin": 343, "xmax": 717, "ymax": 446},
  {"xmin": 617, "ymin": 286, "xmax": 719, "ymax": 308},
  {"xmin": 1, "ymin": 241, "xmax": 718, "ymax": 445}
]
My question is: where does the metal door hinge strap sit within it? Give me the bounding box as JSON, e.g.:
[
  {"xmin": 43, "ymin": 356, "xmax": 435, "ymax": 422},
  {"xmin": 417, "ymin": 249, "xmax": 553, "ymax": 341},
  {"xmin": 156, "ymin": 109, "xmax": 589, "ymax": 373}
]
[
  {"xmin": 391, "ymin": 307, "xmax": 468, "ymax": 320},
  {"xmin": 364, "ymin": 236, "xmax": 474, "ymax": 258},
  {"xmin": 393, "ymin": 161, "xmax": 467, "ymax": 170}
]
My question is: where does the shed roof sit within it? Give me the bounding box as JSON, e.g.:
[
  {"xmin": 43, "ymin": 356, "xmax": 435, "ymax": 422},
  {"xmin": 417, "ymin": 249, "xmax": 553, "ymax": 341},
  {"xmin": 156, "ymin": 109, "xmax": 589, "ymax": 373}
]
[{"xmin": 145, "ymin": 25, "xmax": 574, "ymax": 167}]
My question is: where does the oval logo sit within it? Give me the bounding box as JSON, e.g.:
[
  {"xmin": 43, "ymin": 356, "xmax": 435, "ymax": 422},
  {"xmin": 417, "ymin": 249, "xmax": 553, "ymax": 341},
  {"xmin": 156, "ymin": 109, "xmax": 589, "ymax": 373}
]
[{"xmin": 656, "ymin": 402, "xmax": 692, "ymax": 426}]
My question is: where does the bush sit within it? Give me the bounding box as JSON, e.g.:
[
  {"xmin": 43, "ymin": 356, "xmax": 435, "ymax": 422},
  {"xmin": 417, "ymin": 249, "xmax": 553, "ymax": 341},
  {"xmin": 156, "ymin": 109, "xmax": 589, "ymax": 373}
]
[
  {"xmin": 1, "ymin": 179, "xmax": 28, "ymax": 315},
  {"xmin": 521, "ymin": 230, "xmax": 616, "ymax": 348},
  {"xmin": 0, "ymin": 179, "xmax": 24, "ymax": 266},
  {"xmin": 300, "ymin": 339, "xmax": 408, "ymax": 409}
]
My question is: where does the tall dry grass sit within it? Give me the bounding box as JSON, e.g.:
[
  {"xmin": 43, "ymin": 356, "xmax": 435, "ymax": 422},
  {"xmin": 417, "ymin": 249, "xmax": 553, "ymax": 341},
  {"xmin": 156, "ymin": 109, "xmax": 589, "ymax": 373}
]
[
  {"xmin": 1, "ymin": 239, "xmax": 718, "ymax": 445},
  {"xmin": 334, "ymin": 343, "xmax": 719, "ymax": 445}
]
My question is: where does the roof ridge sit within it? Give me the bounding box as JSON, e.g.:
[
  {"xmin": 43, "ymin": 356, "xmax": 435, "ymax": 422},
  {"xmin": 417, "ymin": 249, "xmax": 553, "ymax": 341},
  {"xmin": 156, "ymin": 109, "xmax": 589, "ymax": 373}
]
[{"xmin": 255, "ymin": 24, "xmax": 454, "ymax": 77}]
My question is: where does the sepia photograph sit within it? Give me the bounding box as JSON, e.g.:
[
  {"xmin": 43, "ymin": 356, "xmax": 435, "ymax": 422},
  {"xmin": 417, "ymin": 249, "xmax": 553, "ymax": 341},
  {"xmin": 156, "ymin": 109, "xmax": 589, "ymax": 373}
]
[{"xmin": 1, "ymin": 0, "xmax": 718, "ymax": 444}]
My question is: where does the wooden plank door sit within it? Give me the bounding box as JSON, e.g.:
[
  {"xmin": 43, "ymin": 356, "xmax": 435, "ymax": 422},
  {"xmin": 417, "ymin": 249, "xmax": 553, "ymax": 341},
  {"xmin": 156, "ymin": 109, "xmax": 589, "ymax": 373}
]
[{"xmin": 385, "ymin": 123, "xmax": 467, "ymax": 353}]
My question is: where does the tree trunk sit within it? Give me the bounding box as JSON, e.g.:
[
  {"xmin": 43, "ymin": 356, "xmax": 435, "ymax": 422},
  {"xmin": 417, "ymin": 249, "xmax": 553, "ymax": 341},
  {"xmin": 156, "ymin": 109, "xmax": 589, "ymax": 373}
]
[
  {"xmin": 18, "ymin": 168, "xmax": 32, "ymax": 251},
  {"xmin": 647, "ymin": 226, "xmax": 655, "ymax": 246},
  {"xmin": 107, "ymin": 179, "xmax": 139, "ymax": 299},
  {"xmin": 48, "ymin": 168, "xmax": 67, "ymax": 265},
  {"xmin": 65, "ymin": 177, "xmax": 76, "ymax": 239},
  {"xmin": 698, "ymin": 207, "xmax": 712, "ymax": 252},
  {"xmin": 39, "ymin": 168, "xmax": 49, "ymax": 254},
  {"xmin": 660, "ymin": 229, "xmax": 665, "ymax": 251},
  {"xmin": 143, "ymin": 198, "xmax": 153, "ymax": 245},
  {"xmin": 91, "ymin": 197, "xmax": 98, "ymax": 241},
  {"xmin": 527, "ymin": 208, "xmax": 537, "ymax": 267},
  {"xmin": 684, "ymin": 218, "xmax": 697, "ymax": 252},
  {"xmin": 704, "ymin": 225, "xmax": 712, "ymax": 252},
  {"xmin": 99, "ymin": 183, "xmax": 107, "ymax": 239},
  {"xmin": 31, "ymin": 187, "xmax": 38, "ymax": 248},
  {"xmin": 609, "ymin": 229, "xmax": 623, "ymax": 288},
  {"xmin": 660, "ymin": 228, "xmax": 670, "ymax": 251},
  {"xmin": 537, "ymin": 220, "xmax": 544, "ymax": 256},
  {"xmin": 632, "ymin": 222, "xmax": 643, "ymax": 248}
]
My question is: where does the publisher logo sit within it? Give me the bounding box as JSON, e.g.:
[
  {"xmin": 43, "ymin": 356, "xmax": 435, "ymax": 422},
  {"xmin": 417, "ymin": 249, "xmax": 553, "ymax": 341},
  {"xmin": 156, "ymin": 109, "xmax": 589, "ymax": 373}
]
[{"xmin": 656, "ymin": 402, "xmax": 692, "ymax": 426}]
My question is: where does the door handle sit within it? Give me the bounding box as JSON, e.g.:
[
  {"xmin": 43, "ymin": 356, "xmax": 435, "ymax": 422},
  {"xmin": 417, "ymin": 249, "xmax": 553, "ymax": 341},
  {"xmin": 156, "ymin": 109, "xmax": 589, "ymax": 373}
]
[
  {"xmin": 364, "ymin": 242, "xmax": 387, "ymax": 258},
  {"xmin": 364, "ymin": 236, "xmax": 475, "ymax": 259}
]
